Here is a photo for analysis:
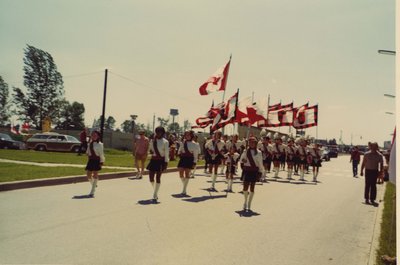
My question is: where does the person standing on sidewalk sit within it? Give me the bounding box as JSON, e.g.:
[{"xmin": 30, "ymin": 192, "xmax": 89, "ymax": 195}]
[
  {"xmin": 134, "ymin": 130, "xmax": 149, "ymax": 179},
  {"xmin": 78, "ymin": 127, "xmax": 89, "ymax": 156},
  {"xmin": 350, "ymin": 146, "xmax": 361, "ymax": 177},
  {"xmin": 360, "ymin": 142, "xmax": 384, "ymax": 205},
  {"xmin": 146, "ymin": 126, "xmax": 169, "ymax": 203},
  {"xmin": 85, "ymin": 131, "xmax": 105, "ymax": 198}
]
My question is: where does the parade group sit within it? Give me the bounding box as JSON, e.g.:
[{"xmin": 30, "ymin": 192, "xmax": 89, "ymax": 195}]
[{"xmin": 83, "ymin": 126, "xmax": 323, "ymax": 212}]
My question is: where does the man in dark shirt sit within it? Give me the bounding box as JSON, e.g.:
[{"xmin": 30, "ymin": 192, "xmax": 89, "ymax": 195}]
[
  {"xmin": 350, "ymin": 146, "xmax": 361, "ymax": 177},
  {"xmin": 361, "ymin": 142, "xmax": 383, "ymax": 205}
]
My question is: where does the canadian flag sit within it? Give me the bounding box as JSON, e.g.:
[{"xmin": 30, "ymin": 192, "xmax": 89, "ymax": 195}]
[
  {"xmin": 210, "ymin": 90, "xmax": 239, "ymax": 132},
  {"xmin": 293, "ymin": 104, "xmax": 318, "ymax": 129},
  {"xmin": 199, "ymin": 58, "xmax": 231, "ymax": 96},
  {"xmin": 235, "ymin": 96, "xmax": 252, "ymax": 125},
  {"xmin": 247, "ymin": 98, "xmax": 269, "ymax": 125}
]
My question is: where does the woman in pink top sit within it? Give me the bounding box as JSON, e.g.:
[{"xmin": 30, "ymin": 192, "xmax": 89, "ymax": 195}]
[{"xmin": 134, "ymin": 130, "xmax": 149, "ymax": 179}]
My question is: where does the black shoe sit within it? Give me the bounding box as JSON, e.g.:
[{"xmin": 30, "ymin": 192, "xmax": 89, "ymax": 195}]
[
  {"xmin": 365, "ymin": 199, "xmax": 370, "ymax": 204},
  {"xmin": 88, "ymin": 194, "xmax": 94, "ymax": 198}
]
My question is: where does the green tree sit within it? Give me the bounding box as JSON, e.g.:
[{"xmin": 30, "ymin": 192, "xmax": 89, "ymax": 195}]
[
  {"xmin": 168, "ymin": 122, "xmax": 180, "ymax": 134},
  {"xmin": 54, "ymin": 100, "xmax": 85, "ymax": 130},
  {"xmin": 13, "ymin": 45, "xmax": 64, "ymax": 129},
  {"xmin": 0, "ymin": 76, "xmax": 10, "ymax": 126},
  {"xmin": 105, "ymin": 116, "xmax": 116, "ymax": 130},
  {"xmin": 157, "ymin": 117, "xmax": 169, "ymax": 128}
]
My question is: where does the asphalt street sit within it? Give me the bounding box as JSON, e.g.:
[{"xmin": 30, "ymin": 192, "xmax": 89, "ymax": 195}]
[{"xmin": 0, "ymin": 155, "xmax": 384, "ymax": 265}]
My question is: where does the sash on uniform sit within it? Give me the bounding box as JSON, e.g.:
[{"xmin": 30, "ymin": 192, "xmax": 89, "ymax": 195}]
[
  {"xmin": 243, "ymin": 149, "xmax": 259, "ymax": 172},
  {"xmin": 89, "ymin": 142, "xmax": 100, "ymax": 160},
  {"xmin": 181, "ymin": 141, "xmax": 194, "ymax": 157},
  {"xmin": 152, "ymin": 139, "xmax": 164, "ymax": 160}
]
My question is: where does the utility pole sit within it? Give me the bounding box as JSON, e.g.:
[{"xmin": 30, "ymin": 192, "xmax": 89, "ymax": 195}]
[{"xmin": 100, "ymin": 69, "xmax": 108, "ymax": 142}]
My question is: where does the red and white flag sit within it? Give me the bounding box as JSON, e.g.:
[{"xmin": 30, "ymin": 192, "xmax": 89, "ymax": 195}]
[
  {"xmin": 235, "ymin": 96, "xmax": 252, "ymax": 125},
  {"xmin": 192, "ymin": 101, "xmax": 223, "ymax": 129},
  {"xmin": 10, "ymin": 124, "xmax": 20, "ymax": 135},
  {"xmin": 293, "ymin": 104, "xmax": 318, "ymax": 129},
  {"xmin": 264, "ymin": 103, "xmax": 294, "ymax": 127},
  {"xmin": 199, "ymin": 58, "xmax": 231, "ymax": 96},
  {"xmin": 247, "ymin": 98, "xmax": 269, "ymax": 125},
  {"xmin": 211, "ymin": 90, "xmax": 239, "ymax": 131}
]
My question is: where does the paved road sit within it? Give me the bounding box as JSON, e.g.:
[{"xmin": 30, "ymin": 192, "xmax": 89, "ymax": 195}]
[{"xmin": 0, "ymin": 155, "xmax": 384, "ymax": 265}]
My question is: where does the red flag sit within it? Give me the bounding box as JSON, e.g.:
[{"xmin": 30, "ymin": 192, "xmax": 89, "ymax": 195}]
[
  {"xmin": 293, "ymin": 104, "xmax": 318, "ymax": 129},
  {"xmin": 211, "ymin": 90, "xmax": 239, "ymax": 131},
  {"xmin": 264, "ymin": 103, "xmax": 294, "ymax": 127},
  {"xmin": 192, "ymin": 101, "xmax": 224, "ymax": 129},
  {"xmin": 199, "ymin": 58, "xmax": 231, "ymax": 96},
  {"xmin": 10, "ymin": 124, "xmax": 20, "ymax": 135}
]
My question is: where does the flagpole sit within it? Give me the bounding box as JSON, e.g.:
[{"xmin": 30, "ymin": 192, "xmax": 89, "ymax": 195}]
[
  {"xmin": 246, "ymin": 92, "xmax": 255, "ymax": 140},
  {"xmin": 221, "ymin": 55, "xmax": 232, "ymax": 135}
]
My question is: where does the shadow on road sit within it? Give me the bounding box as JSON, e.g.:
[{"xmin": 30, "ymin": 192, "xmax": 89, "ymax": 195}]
[
  {"xmin": 137, "ymin": 199, "xmax": 160, "ymax": 205},
  {"xmin": 235, "ymin": 210, "xmax": 261, "ymax": 217},
  {"xmin": 183, "ymin": 194, "xmax": 227, "ymax": 203},
  {"xmin": 171, "ymin": 193, "xmax": 191, "ymax": 198},
  {"xmin": 72, "ymin": 194, "xmax": 93, "ymax": 199}
]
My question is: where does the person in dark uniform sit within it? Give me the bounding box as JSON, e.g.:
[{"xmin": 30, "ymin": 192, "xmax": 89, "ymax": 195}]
[
  {"xmin": 271, "ymin": 133, "xmax": 284, "ymax": 178},
  {"xmin": 361, "ymin": 142, "xmax": 384, "ymax": 205},
  {"xmin": 205, "ymin": 131, "xmax": 225, "ymax": 191},
  {"xmin": 240, "ymin": 137, "xmax": 264, "ymax": 212},
  {"xmin": 309, "ymin": 143, "xmax": 323, "ymax": 182},
  {"xmin": 78, "ymin": 127, "xmax": 89, "ymax": 155},
  {"xmin": 146, "ymin": 126, "xmax": 169, "ymax": 202},
  {"xmin": 296, "ymin": 138, "xmax": 308, "ymax": 181},
  {"xmin": 285, "ymin": 138, "xmax": 297, "ymax": 180},
  {"xmin": 224, "ymin": 147, "xmax": 240, "ymax": 192},
  {"xmin": 177, "ymin": 131, "xmax": 199, "ymax": 195},
  {"xmin": 350, "ymin": 146, "xmax": 361, "ymax": 177}
]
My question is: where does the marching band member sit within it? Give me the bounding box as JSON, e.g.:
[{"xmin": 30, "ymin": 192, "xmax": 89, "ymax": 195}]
[
  {"xmin": 205, "ymin": 131, "xmax": 225, "ymax": 191},
  {"xmin": 285, "ymin": 137, "xmax": 297, "ymax": 180},
  {"xmin": 309, "ymin": 143, "xmax": 323, "ymax": 182},
  {"xmin": 224, "ymin": 147, "xmax": 240, "ymax": 192},
  {"xmin": 280, "ymin": 136, "xmax": 287, "ymax": 171},
  {"xmin": 271, "ymin": 133, "xmax": 284, "ymax": 178},
  {"xmin": 219, "ymin": 135, "xmax": 229, "ymax": 174},
  {"xmin": 85, "ymin": 130, "xmax": 105, "ymax": 198},
  {"xmin": 177, "ymin": 131, "xmax": 199, "ymax": 195},
  {"xmin": 257, "ymin": 130, "xmax": 272, "ymax": 182},
  {"xmin": 190, "ymin": 134, "xmax": 201, "ymax": 178},
  {"xmin": 293, "ymin": 138, "xmax": 301, "ymax": 176},
  {"xmin": 240, "ymin": 137, "xmax": 264, "ymax": 212},
  {"xmin": 146, "ymin": 126, "xmax": 169, "ymax": 202},
  {"xmin": 296, "ymin": 138, "xmax": 308, "ymax": 181}
]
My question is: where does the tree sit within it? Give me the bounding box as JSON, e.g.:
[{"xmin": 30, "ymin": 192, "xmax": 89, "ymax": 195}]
[
  {"xmin": 183, "ymin": 119, "xmax": 192, "ymax": 132},
  {"xmin": 105, "ymin": 116, "xmax": 116, "ymax": 130},
  {"xmin": 54, "ymin": 100, "xmax": 85, "ymax": 130},
  {"xmin": 0, "ymin": 76, "xmax": 10, "ymax": 126},
  {"xmin": 168, "ymin": 122, "xmax": 180, "ymax": 134},
  {"xmin": 157, "ymin": 117, "xmax": 169, "ymax": 128},
  {"xmin": 120, "ymin": 120, "xmax": 132, "ymax": 133},
  {"xmin": 13, "ymin": 45, "xmax": 64, "ymax": 129}
]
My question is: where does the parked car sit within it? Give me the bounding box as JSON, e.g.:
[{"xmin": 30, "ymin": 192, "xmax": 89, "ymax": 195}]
[
  {"xmin": 0, "ymin": 133, "xmax": 24, "ymax": 149},
  {"xmin": 328, "ymin": 147, "xmax": 339, "ymax": 158},
  {"xmin": 26, "ymin": 132, "xmax": 82, "ymax": 152},
  {"xmin": 321, "ymin": 148, "xmax": 330, "ymax": 161}
]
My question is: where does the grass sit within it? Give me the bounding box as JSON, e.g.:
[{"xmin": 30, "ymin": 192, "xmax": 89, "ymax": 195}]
[
  {"xmin": 0, "ymin": 162, "xmax": 131, "ymax": 182},
  {"xmin": 376, "ymin": 182, "xmax": 396, "ymax": 265},
  {"xmin": 0, "ymin": 149, "xmax": 205, "ymax": 182}
]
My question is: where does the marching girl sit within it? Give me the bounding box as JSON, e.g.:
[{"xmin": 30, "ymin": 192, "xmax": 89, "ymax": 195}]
[
  {"xmin": 146, "ymin": 126, "xmax": 169, "ymax": 202},
  {"xmin": 285, "ymin": 138, "xmax": 297, "ymax": 180},
  {"xmin": 224, "ymin": 147, "xmax": 240, "ymax": 192},
  {"xmin": 85, "ymin": 131, "xmax": 105, "ymax": 198},
  {"xmin": 309, "ymin": 143, "xmax": 323, "ymax": 182},
  {"xmin": 258, "ymin": 134, "xmax": 272, "ymax": 182},
  {"xmin": 205, "ymin": 130, "xmax": 225, "ymax": 191},
  {"xmin": 219, "ymin": 134, "xmax": 229, "ymax": 174},
  {"xmin": 190, "ymin": 134, "xmax": 201, "ymax": 178},
  {"xmin": 271, "ymin": 133, "xmax": 284, "ymax": 178},
  {"xmin": 177, "ymin": 131, "xmax": 199, "ymax": 195},
  {"xmin": 296, "ymin": 138, "xmax": 308, "ymax": 181},
  {"xmin": 240, "ymin": 137, "xmax": 264, "ymax": 212},
  {"xmin": 280, "ymin": 136, "xmax": 287, "ymax": 172}
]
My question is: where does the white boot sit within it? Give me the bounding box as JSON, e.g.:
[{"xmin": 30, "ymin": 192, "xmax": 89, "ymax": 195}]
[
  {"xmin": 182, "ymin": 178, "xmax": 189, "ymax": 194},
  {"xmin": 220, "ymin": 165, "xmax": 225, "ymax": 174},
  {"xmin": 274, "ymin": 167, "xmax": 279, "ymax": 178},
  {"xmin": 248, "ymin": 192, "xmax": 255, "ymax": 211},
  {"xmin": 89, "ymin": 179, "xmax": 98, "ymax": 196},
  {"xmin": 300, "ymin": 169, "xmax": 305, "ymax": 181},
  {"xmin": 211, "ymin": 173, "xmax": 217, "ymax": 189},
  {"xmin": 153, "ymin": 183, "xmax": 160, "ymax": 200},
  {"xmin": 243, "ymin": 191, "xmax": 249, "ymax": 210}
]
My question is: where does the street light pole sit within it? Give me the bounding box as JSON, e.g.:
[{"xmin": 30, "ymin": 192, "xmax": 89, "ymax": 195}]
[{"xmin": 100, "ymin": 69, "xmax": 108, "ymax": 142}]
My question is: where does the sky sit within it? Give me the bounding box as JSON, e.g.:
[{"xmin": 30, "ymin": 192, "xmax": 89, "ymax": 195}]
[{"xmin": 0, "ymin": 0, "xmax": 397, "ymax": 146}]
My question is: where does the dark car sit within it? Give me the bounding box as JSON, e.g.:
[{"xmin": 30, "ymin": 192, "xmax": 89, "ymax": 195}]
[
  {"xmin": 0, "ymin": 133, "xmax": 24, "ymax": 149},
  {"xmin": 328, "ymin": 147, "xmax": 339, "ymax": 158},
  {"xmin": 26, "ymin": 132, "xmax": 82, "ymax": 152}
]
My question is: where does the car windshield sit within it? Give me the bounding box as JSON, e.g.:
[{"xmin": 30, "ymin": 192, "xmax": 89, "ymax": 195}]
[{"xmin": 0, "ymin": 133, "xmax": 12, "ymax": 140}]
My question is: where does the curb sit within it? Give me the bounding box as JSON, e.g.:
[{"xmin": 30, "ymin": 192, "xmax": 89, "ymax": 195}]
[{"xmin": 0, "ymin": 166, "xmax": 205, "ymax": 192}]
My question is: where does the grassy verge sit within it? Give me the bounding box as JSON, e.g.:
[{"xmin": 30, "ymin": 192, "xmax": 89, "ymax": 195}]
[
  {"xmin": 376, "ymin": 182, "xmax": 396, "ymax": 265},
  {"xmin": 0, "ymin": 149, "xmax": 204, "ymax": 168},
  {"xmin": 0, "ymin": 162, "xmax": 131, "ymax": 182}
]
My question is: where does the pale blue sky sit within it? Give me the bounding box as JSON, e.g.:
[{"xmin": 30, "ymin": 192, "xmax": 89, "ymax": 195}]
[{"xmin": 0, "ymin": 0, "xmax": 396, "ymax": 145}]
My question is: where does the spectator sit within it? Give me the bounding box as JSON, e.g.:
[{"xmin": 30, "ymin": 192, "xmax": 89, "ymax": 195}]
[
  {"xmin": 78, "ymin": 128, "xmax": 89, "ymax": 156},
  {"xmin": 360, "ymin": 142, "xmax": 384, "ymax": 206},
  {"xmin": 350, "ymin": 146, "xmax": 361, "ymax": 177},
  {"xmin": 134, "ymin": 130, "xmax": 149, "ymax": 179}
]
